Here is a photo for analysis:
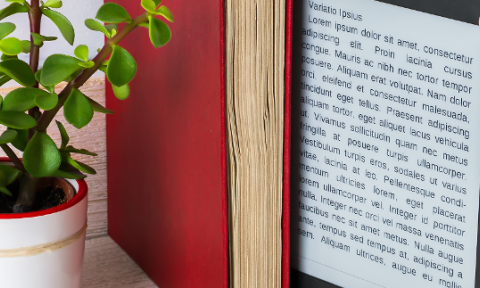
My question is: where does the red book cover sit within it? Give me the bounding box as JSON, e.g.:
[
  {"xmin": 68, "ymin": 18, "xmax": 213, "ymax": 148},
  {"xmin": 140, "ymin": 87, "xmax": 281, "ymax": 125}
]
[
  {"xmin": 106, "ymin": 0, "xmax": 228, "ymax": 287},
  {"xmin": 106, "ymin": 0, "xmax": 293, "ymax": 287}
]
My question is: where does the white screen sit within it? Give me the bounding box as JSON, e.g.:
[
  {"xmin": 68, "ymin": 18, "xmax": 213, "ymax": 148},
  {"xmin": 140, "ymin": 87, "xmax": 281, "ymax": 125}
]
[{"xmin": 291, "ymin": 1, "xmax": 480, "ymax": 287}]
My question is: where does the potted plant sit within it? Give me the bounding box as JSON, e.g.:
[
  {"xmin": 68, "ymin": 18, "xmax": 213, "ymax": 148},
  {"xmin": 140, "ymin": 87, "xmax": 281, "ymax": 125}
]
[{"xmin": 0, "ymin": 0, "xmax": 173, "ymax": 287}]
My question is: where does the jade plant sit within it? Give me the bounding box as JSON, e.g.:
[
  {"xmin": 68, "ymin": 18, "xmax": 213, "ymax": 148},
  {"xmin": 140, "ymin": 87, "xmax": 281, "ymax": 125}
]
[{"xmin": 0, "ymin": 0, "xmax": 173, "ymax": 213}]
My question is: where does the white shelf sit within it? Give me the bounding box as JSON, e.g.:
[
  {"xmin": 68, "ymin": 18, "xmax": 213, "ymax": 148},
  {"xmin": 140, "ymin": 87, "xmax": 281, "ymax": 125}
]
[{"xmin": 82, "ymin": 236, "xmax": 158, "ymax": 288}]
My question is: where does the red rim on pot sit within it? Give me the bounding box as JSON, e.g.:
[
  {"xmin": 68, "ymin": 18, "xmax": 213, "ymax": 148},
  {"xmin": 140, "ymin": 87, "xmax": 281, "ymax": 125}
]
[{"xmin": 0, "ymin": 157, "xmax": 88, "ymax": 219}]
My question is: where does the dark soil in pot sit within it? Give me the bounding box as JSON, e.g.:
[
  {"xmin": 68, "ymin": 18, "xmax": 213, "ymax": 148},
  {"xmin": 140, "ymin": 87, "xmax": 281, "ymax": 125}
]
[{"xmin": 0, "ymin": 178, "xmax": 75, "ymax": 214}]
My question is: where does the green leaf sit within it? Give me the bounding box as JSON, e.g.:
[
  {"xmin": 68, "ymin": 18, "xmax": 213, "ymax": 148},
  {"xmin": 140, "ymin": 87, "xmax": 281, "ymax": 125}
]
[
  {"xmin": 0, "ymin": 164, "xmax": 21, "ymax": 195},
  {"xmin": 3, "ymin": 166, "xmax": 20, "ymax": 185},
  {"xmin": 0, "ymin": 111, "xmax": 36, "ymax": 129},
  {"xmin": 87, "ymin": 96, "xmax": 114, "ymax": 114},
  {"xmin": 78, "ymin": 61, "xmax": 94, "ymax": 68},
  {"xmin": 84, "ymin": 19, "xmax": 111, "ymax": 38},
  {"xmin": 112, "ymin": 83, "xmax": 129, "ymax": 100},
  {"xmin": 31, "ymin": 32, "xmax": 57, "ymax": 46},
  {"xmin": 61, "ymin": 145, "xmax": 97, "ymax": 156},
  {"xmin": 64, "ymin": 88, "xmax": 93, "ymax": 129},
  {"xmin": 105, "ymin": 24, "xmax": 118, "ymax": 34},
  {"xmin": 74, "ymin": 44, "xmax": 89, "ymax": 62},
  {"xmin": 51, "ymin": 169, "xmax": 85, "ymax": 180},
  {"xmin": 5, "ymin": 0, "xmax": 26, "ymax": 3},
  {"xmin": 0, "ymin": 187, "xmax": 12, "ymax": 196},
  {"xmin": 73, "ymin": 160, "xmax": 96, "ymax": 175},
  {"xmin": 35, "ymin": 92, "xmax": 58, "ymax": 111},
  {"xmin": 24, "ymin": 132, "xmax": 61, "ymax": 177},
  {"xmin": 36, "ymin": 69, "xmax": 55, "ymax": 93},
  {"xmin": 42, "ymin": 8, "xmax": 74, "ymax": 45},
  {"xmin": 107, "ymin": 45, "xmax": 136, "ymax": 87},
  {"xmin": 0, "ymin": 22, "xmax": 15, "ymax": 40},
  {"xmin": 0, "ymin": 130, "xmax": 17, "ymax": 144},
  {"xmin": 43, "ymin": 0, "xmax": 62, "ymax": 8},
  {"xmin": 0, "ymin": 59, "xmax": 35, "ymax": 86},
  {"xmin": 0, "ymin": 164, "xmax": 21, "ymax": 185},
  {"xmin": 33, "ymin": 109, "xmax": 41, "ymax": 120},
  {"xmin": 2, "ymin": 91, "xmax": 35, "ymax": 112},
  {"xmin": 8, "ymin": 128, "xmax": 26, "ymax": 151},
  {"xmin": 138, "ymin": 22, "xmax": 149, "ymax": 28},
  {"xmin": 141, "ymin": 0, "xmax": 157, "ymax": 13},
  {"xmin": 2, "ymin": 87, "xmax": 49, "ymax": 111},
  {"xmin": 98, "ymin": 65, "xmax": 107, "ymax": 73},
  {"xmin": 51, "ymin": 162, "xmax": 86, "ymax": 179},
  {"xmin": 44, "ymin": 86, "xmax": 55, "ymax": 94},
  {"xmin": 153, "ymin": 0, "xmax": 162, "ymax": 5},
  {"xmin": 95, "ymin": 3, "xmax": 131, "ymax": 24},
  {"xmin": 148, "ymin": 16, "xmax": 171, "ymax": 48},
  {"xmin": 0, "ymin": 37, "xmax": 23, "ymax": 55},
  {"xmin": 0, "ymin": 54, "xmax": 15, "ymax": 61},
  {"xmin": 21, "ymin": 40, "xmax": 30, "ymax": 53},
  {"xmin": 156, "ymin": 6, "xmax": 174, "ymax": 22},
  {"xmin": 62, "ymin": 153, "xmax": 96, "ymax": 175},
  {"xmin": 62, "ymin": 69, "xmax": 81, "ymax": 83},
  {"xmin": 34, "ymin": 68, "xmax": 41, "ymax": 83},
  {"xmin": 0, "ymin": 3, "xmax": 29, "ymax": 22},
  {"xmin": 0, "ymin": 75, "xmax": 11, "ymax": 89},
  {"xmin": 55, "ymin": 120, "xmax": 69, "ymax": 149},
  {"xmin": 40, "ymin": 54, "xmax": 81, "ymax": 86}
]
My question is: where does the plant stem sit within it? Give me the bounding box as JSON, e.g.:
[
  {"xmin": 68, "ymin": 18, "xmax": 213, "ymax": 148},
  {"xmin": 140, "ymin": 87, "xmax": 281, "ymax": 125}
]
[
  {"xmin": 28, "ymin": 0, "xmax": 41, "ymax": 74},
  {"xmin": 27, "ymin": 0, "xmax": 42, "ymax": 140},
  {"xmin": 0, "ymin": 144, "xmax": 26, "ymax": 173},
  {"xmin": 36, "ymin": 13, "xmax": 148, "ymax": 132},
  {"xmin": 13, "ymin": 174, "xmax": 39, "ymax": 213},
  {"xmin": 12, "ymin": 0, "xmax": 41, "ymax": 209}
]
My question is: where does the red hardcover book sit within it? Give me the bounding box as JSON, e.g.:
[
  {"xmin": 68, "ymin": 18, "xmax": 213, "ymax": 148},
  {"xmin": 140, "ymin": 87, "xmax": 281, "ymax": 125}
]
[
  {"xmin": 106, "ymin": 0, "xmax": 293, "ymax": 287},
  {"xmin": 106, "ymin": 0, "xmax": 228, "ymax": 287}
]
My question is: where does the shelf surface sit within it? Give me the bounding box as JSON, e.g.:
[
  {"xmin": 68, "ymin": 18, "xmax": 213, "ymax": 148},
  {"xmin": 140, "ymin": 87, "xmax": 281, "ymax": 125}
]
[{"xmin": 82, "ymin": 236, "xmax": 158, "ymax": 288}]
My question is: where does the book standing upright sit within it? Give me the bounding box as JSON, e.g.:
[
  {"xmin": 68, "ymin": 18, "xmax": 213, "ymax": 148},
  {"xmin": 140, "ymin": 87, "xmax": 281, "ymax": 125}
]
[
  {"xmin": 106, "ymin": 0, "xmax": 228, "ymax": 287},
  {"xmin": 107, "ymin": 0, "xmax": 294, "ymax": 286}
]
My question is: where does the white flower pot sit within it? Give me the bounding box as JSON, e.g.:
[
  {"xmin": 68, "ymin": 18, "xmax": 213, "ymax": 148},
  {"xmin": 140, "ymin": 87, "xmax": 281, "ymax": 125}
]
[{"xmin": 0, "ymin": 178, "xmax": 88, "ymax": 288}]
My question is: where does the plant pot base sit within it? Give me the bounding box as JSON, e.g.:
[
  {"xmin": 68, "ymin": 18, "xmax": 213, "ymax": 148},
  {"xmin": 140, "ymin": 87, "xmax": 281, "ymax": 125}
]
[{"xmin": 0, "ymin": 179, "xmax": 88, "ymax": 288}]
